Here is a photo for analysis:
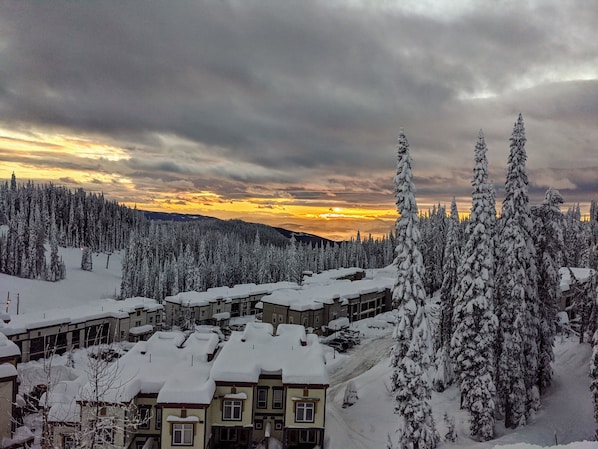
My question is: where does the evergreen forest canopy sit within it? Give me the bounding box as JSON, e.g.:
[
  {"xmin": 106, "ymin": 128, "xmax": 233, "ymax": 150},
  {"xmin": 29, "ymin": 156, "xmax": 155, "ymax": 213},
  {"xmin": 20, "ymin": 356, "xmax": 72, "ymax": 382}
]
[
  {"xmin": 0, "ymin": 169, "xmax": 596, "ymax": 301},
  {"xmin": 388, "ymin": 117, "xmax": 598, "ymax": 448},
  {"xmin": 1, "ymin": 150, "xmax": 597, "ymax": 302}
]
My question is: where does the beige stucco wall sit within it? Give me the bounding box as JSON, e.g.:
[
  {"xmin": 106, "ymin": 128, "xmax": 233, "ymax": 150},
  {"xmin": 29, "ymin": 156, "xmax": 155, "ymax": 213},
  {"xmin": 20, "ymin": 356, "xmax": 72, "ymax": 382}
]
[
  {"xmin": 284, "ymin": 387, "xmax": 326, "ymax": 429},
  {"xmin": 210, "ymin": 385, "xmax": 254, "ymax": 427},
  {"xmin": 253, "ymin": 378, "xmax": 285, "ymax": 442},
  {"xmin": 0, "ymin": 379, "xmax": 14, "ymax": 441},
  {"xmin": 134, "ymin": 396, "xmax": 161, "ymax": 438},
  {"xmin": 160, "ymin": 407, "xmax": 207, "ymax": 449},
  {"xmin": 50, "ymin": 423, "xmax": 77, "ymax": 449},
  {"xmin": 81, "ymin": 404, "xmax": 127, "ymax": 448}
]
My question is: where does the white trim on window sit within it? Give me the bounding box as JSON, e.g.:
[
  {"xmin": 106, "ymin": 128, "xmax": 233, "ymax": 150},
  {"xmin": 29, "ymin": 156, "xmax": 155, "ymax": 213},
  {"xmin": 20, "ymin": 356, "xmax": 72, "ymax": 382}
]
[
  {"xmin": 172, "ymin": 423, "xmax": 194, "ymax": 446},
  {"xmin": 223, "ymin": 399, "xmax": 243, "ymax": 421},
  {"xmin": 295, "ymin": 401, "xmax": 315, "ymax": 423}
]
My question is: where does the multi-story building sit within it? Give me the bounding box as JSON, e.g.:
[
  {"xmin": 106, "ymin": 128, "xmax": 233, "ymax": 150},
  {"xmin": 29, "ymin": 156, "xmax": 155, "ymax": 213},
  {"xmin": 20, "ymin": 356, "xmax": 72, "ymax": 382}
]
[
  {"xmin": 0, "ymin": 297, "xmax": 163, "ymax": 362},
  {"xmin": 210, "ymin": 323, "xmax": 329, "ymax": 449},
  {"xmin": 163, "ymin": 282, "xmax": 300, "ymax": 329},
  {"xmin": 0, "ymin": 332, "xmax": 25, "ymax": 447},
  {"xmin": 261, "ymin": 277, "xmax": 393, "ymax": 334},
  {"xmin": 46, "ymin": 323, "xmax": 329, "ymax": 449},
  {"xmin": 164, "ymin": 268, "xmax": 393, "ymax": 336}
]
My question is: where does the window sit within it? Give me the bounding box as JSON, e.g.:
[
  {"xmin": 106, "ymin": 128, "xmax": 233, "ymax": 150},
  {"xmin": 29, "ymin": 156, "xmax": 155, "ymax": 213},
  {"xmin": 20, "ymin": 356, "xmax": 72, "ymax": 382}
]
[
  {"xmin": 272, "ymin": 389, "xmax": 283, "ymax": 409},
  {"xmin": 220, "ymin": 427, "xmax": 238, "ymax": 441},
  {"xmin": 155, "ymin": 407, "xmax": 162, "ymax": 430},
  {"xmin": 223, "ymin": 400, "xmax": 242, "ymax": 421},
  {"xmin": 136, "ymin": 310, "xmax": 141, "ymax": 316},
  {"xmin": 63, "ymin": 435, "xmax": 75, "ymax": 449},
  {"xmin": 149, "ymin": 316, "xmax": 154, "ymax": 323},
  {"xmin": 295, "ymin": 402, "xmax": 315, "ymax": 423},
  {"xmin": 138, "ymin": 405, "xmax": 152, "ymax": 429},
  {"xmin": 98, "ymin": 426, "xmax": 114, "ymax": 445},
  {"xmin": 278, "ymin": 314, "xmax": 284, "ymax": 323},
  {"xmin": 299, "ymin": 429, "xmax": 318, "ymax": 444},
  {"xmin": 172, "ymin": 423, "xmax": 194, "ymax": 446},
  {"xmin": 257, "ymin": 388, "xmax": 268, "ymax": 409},
  {"xmin": 275, "ymin": 420, "xmax": 283, "ymax": 430},
  {"xmin": 255, "ymin": 420, "xmax": 263, "ymax": 430},
  {"xmin": 289, "ymin": 316, "xmax": 294, "ymax": 324},
  {"xmin": 272, "ymin": 315, "xmax": 277, "ymax": 324}
]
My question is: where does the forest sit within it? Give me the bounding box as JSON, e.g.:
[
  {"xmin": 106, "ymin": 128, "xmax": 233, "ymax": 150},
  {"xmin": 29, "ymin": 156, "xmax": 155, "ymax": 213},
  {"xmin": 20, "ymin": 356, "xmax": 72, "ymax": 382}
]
[{"xmin": 0, "ymin": 172, "xmax": 595, "ymax": 302}]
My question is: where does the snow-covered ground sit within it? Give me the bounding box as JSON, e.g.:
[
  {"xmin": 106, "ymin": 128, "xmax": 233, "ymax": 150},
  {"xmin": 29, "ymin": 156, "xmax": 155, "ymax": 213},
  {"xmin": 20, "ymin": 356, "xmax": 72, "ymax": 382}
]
[
  {"xmin": 323, "ymin": 322, "xmax": 596, "ymax": 449},
  {"xmin": 2, "ymin": 246, "xmax": 597, "ymax": 449},
  {"xmin": 0, "ymin": 248, "xmax": 122, "ymax": 315}
]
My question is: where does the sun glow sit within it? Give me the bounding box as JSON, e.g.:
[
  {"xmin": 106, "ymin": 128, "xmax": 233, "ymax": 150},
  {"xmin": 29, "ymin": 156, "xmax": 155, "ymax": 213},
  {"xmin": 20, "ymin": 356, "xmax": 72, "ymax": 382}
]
[{"xmin": 0, "ymin": 126, "xmax": 400, "ymax": 241}]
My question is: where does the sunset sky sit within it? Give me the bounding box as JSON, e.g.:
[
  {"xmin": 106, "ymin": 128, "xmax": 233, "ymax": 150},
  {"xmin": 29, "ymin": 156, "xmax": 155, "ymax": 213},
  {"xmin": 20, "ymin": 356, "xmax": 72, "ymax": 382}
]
[{"xmin": 0, "ymin": 0, "xmax": 596, "ymax": 241}]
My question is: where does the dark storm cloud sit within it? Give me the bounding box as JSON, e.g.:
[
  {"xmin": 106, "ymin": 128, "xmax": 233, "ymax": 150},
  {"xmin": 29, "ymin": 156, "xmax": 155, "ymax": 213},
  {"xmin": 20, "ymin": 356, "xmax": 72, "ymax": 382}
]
[{"xmin": 0, "ymin": 0, "xmax": 596, "ymax": 210}]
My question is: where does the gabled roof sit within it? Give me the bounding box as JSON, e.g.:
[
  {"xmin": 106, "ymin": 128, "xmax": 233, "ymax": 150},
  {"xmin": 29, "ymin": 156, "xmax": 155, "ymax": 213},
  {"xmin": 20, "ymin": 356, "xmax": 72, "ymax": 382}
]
[
  {"xmin": 210, "ymin": 322, "xmax": 328, "ymax": 386},
  {"xmin": 76, "ymin": 331, "xmax": 217, "ymax": 405}
]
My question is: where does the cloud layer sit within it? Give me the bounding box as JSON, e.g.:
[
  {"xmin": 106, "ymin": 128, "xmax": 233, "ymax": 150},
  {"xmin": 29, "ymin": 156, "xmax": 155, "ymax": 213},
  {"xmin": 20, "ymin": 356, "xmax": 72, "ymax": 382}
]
[{"xmin": 0, "ymin": 0, "xmax": 596, "ymax": 239}]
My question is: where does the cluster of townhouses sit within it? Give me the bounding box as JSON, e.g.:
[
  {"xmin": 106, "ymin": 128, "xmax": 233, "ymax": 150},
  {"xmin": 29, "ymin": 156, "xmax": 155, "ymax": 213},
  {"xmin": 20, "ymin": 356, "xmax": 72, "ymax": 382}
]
[
  {"xmin": 165, "ymin": 267, "xmax": 394, "ymax": 335},
  {"xmin": 4, "ymin": 323, "xmax": 328, "ymax": 449},
  {"xmin": 0, "ymin": 267, "xmax": 392, "ymax": 449},
  {"xmin": 1, "ymin": 264, "xmax": 595, "ymax": 448}
]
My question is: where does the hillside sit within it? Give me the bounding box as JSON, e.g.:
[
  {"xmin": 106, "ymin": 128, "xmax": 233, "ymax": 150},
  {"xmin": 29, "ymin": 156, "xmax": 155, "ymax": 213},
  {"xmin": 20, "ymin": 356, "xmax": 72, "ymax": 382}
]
[
  {"xmin": 143, "ymin": 210, "xmax": 336, "ymax": 246},
  {"xmin": 1, "ymin": 250, "xmax": 596, "ymax": 449}
]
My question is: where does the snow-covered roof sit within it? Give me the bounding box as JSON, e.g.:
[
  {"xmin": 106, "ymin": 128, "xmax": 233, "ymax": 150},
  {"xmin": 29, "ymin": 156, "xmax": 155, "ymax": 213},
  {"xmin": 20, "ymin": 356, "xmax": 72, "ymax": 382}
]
[
  {"xmin": 76, "ymin": 330, "xmax": 218, "ymax": 405},
  {"xmin": 326, "ymin": 317, "xmax": 350, "ymax": 330},
  {"xmin": 0, "ymin": 362, "xmax": 17, "ymax": 379},
  {"xmin": 129, "ymin": 324, "xmax": 154, "ymax": 336},
  {"xmin": 0, "ymin": 297, "xmax": 162, "ymax": 336},
  {"xmin": 302, "ymin": 267, "xmax": 366, "ymax": 285},
  {"xmin": 46, "ymin": 378, "xmax": 86, "ymax": 423},
  {"xmin": 559, "ymin": 267, "xmax": 596, "ymax": 292},
  {"xmin": 0, "ymin": 331, "xmax": 20, "ymax": 359},
  {"xmin": 164, "ymin": 282, "xmax": 300, "ymax": 306},
  {"xmin": 261, "ymin": 277, "xmax": 393, "ymax": 312},
  {"xmin": 210, "ymin": 322, "xmax": 328, "ymax": 386}
]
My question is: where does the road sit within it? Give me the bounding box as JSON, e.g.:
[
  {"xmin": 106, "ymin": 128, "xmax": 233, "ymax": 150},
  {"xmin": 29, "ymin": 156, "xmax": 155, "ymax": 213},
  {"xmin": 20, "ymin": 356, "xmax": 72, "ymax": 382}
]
[{"xmin": 325, "ymin": 333, "xmax": 395, "ymax": 449}]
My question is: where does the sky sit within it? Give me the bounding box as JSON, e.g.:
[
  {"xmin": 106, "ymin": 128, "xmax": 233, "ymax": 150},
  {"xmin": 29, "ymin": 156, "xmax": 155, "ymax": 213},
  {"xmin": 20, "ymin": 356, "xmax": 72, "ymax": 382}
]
[{"xmin": 0, "ymin": 0, "xmax": 596, "ymax": 241}]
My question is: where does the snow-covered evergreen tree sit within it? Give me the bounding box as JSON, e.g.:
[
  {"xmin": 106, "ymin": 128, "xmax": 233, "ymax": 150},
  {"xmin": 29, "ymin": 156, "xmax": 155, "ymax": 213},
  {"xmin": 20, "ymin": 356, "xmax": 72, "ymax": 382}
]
[
  {"xmin": 531, "ymin": 188, "xmax": 564, "ymax": 391},
  {"xmin": 390, "ymin": 130, "xmax": 438, "ymax": 449},
  {"xmin": 496, "ymin": 114, "xmax": 539, "ymax": 428},
  {"xmin": 81, "ymin": 247, "xmax": 93, "ymax": 271},
  {"xmin": 450, "ymin": 130, "xmax": 497, "ymax": 440},
  {"xmin": 48, "ymin": 208, "xmax": 66, "ymax": 281},
  {"xmin": 433, "ymin": 198, "xmax": 460, "ymax": 392}
]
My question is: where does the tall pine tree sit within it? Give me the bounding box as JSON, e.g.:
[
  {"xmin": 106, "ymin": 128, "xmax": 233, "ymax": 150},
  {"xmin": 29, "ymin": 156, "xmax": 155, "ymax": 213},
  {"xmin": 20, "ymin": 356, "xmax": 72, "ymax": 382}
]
[
  {"xmin": 433, "ymin": 198, "xmax": 460, "ymax": 392},
  {"xmin": 390, "ymin": 130, "xmax": 438, "ymax": 449},
  {"xmin": 531, "ymin": 188, "xmax": 564, "ymax": 391},
  {"xmin": 450, "ymin": 130, "xmax": 498, "ymax": 440},
  {"xmin": 496, "ymin": 114, "xmax": 539, "ymax": 428}
]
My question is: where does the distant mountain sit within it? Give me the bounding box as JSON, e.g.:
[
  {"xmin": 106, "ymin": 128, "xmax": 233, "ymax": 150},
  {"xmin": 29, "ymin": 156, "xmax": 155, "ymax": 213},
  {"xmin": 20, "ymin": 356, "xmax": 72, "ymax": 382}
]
[
  {"xmin": 272, "ymin": 226, "xmax": 336, "ymax": 246},
  {"xmin": 142, "ymin": 210, "xmax": 336, "ymax": 246},
  {"xmin": 142, "ymin": 211, "xmax": 218, "ymax": 223}
]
